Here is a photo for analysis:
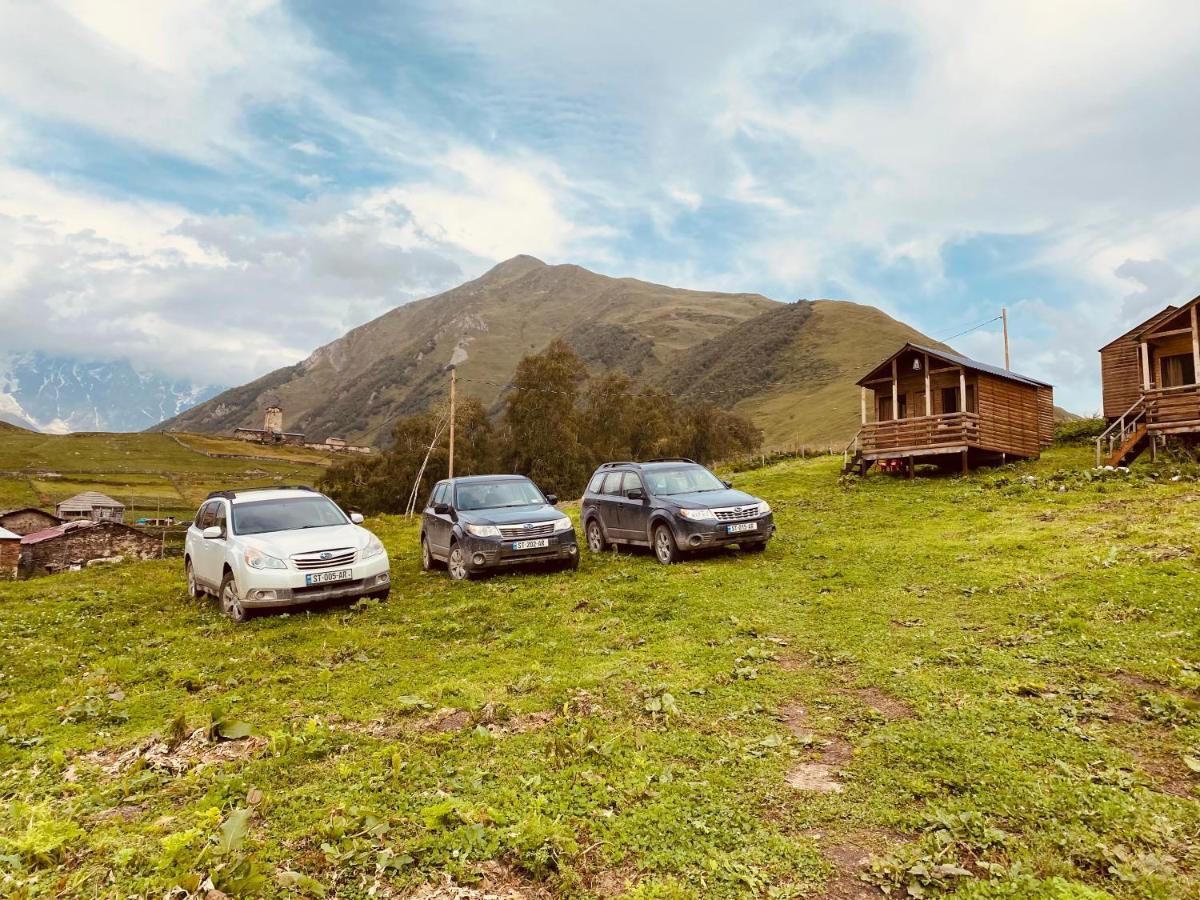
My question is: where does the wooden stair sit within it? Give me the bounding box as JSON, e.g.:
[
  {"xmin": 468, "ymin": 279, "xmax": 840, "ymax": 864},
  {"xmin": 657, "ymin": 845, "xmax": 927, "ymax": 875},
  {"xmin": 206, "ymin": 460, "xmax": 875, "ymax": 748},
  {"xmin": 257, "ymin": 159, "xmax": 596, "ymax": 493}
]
[
  {"xmin": 1105, "ymin": 423, "xmax": 1148, "ymax": 467},
  {"xmin": 841, "ymin": 450, "xmax": 873, "ymax": 476}
]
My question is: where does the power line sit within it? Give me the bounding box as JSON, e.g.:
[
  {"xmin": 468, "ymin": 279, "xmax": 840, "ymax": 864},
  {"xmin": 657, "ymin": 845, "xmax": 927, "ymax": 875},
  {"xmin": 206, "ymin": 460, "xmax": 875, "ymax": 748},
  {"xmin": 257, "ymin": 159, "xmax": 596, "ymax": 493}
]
[{"xmin": 936, "ymin": 315, "xmax": 1004, "ymax": 344}]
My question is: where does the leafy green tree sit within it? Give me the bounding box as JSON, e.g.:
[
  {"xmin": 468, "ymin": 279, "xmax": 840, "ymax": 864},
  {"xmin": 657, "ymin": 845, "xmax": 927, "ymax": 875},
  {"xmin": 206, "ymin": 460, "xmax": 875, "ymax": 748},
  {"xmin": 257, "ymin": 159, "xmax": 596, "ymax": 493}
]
[{"xmin": 502, "ymin": 339, "xmax": 589, "ymax": 497}]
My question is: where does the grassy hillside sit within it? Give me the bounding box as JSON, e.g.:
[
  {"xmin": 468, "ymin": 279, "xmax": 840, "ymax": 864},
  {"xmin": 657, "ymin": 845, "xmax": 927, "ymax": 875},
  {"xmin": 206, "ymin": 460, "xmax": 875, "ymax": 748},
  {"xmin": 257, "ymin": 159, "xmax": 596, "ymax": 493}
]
[
  {"xmin": 0, "ymin": 431, "xmax": 329, "ymax": 521},
  {"xmin": 158, "ymin": 257, "xmax": 954, "ymax": 451},
  {"xmin": 2, "ymin": 448, "xmax": 1197, "ymax": 897},
  {"xmin": 158, "ymin": 256, "xmax": 778, "ymax": 446}
]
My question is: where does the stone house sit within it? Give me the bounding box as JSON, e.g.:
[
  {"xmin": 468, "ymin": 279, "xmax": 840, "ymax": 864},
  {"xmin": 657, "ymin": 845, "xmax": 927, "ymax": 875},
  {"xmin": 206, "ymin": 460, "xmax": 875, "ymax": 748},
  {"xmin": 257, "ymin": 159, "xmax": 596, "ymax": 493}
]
[
  {"xmin": 19, "ymin": 520, "xmax": 160, "ymax": 577},
  {"xmin": 0, "ymin": 507, "xmax": 63, "ymax": 536},
  {"xmin": 0, "ymin": 527, "xmax": 19, "ymax": 579},
  {"xmin": 55, "ymin": 491, "xmax": 125, "ymax": 523}
]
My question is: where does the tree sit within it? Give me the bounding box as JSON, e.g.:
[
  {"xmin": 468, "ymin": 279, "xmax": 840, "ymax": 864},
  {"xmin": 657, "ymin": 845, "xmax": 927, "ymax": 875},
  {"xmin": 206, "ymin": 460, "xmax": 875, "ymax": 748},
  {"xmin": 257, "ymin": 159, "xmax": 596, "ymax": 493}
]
[{"xmin": 502, "ymin": 339, "xmax": 589, "ymax": 497}]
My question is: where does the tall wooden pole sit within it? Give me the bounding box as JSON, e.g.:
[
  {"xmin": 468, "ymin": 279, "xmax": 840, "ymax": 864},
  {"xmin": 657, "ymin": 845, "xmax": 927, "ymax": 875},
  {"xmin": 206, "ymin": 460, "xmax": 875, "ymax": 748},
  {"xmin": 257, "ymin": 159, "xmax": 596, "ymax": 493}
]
[
  {"xmin": 448, "ymin": 366, "xmax": 457, "ymax": 480},
  {"xmin": 923, "ymin": 353, "xmax": 931, "ymax": 416},
  {"xmin": 891, "ymin": 358, "xmax": 899, "ymax": 421},
  {"xmin": 1001, "ymin": 307, "xmax": 1010, "ymax": 370}
]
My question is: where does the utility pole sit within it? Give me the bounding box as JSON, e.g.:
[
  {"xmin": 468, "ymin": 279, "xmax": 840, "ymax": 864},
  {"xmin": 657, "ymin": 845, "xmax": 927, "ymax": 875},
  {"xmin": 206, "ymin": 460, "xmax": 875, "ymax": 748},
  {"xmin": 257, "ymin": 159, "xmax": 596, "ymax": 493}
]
[
  {"xmin": 448, "ymin": 366, "xmax": 457, "ymax": 480},
  {"xmin": 1001, "ymin": 307, "xmax": 1011, "ymax": 370}
]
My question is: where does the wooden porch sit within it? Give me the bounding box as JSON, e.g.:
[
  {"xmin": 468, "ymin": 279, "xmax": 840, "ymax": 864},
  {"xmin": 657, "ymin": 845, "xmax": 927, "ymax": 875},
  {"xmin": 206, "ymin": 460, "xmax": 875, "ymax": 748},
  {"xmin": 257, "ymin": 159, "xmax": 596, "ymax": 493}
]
[{"xmin": 860, "ymin": 412, "xmax": 980, "ymax": 457}]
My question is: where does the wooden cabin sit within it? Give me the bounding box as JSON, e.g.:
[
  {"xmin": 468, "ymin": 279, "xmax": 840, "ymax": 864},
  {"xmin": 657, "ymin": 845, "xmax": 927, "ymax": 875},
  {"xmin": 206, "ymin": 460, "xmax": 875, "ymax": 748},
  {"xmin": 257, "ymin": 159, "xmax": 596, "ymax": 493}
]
[
  {"xmin": 1097, "ymin": 295, "xmax": 1200, "ymax": 465},
  {"xmin": 845, "ymin": 343, "xmax": 1053, "ymax": 475}
]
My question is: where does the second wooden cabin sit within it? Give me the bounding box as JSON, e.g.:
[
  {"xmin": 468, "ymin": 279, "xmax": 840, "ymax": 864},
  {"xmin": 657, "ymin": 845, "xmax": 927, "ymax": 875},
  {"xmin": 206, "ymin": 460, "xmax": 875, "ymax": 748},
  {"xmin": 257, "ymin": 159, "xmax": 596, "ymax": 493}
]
[
  {"xmin": 1097, "ymin": 293, "xmax": 1200, "ymax": 465},
  {"xmin": 846, "ymin": 343, "xmax": 1053, "ymax": 475}
]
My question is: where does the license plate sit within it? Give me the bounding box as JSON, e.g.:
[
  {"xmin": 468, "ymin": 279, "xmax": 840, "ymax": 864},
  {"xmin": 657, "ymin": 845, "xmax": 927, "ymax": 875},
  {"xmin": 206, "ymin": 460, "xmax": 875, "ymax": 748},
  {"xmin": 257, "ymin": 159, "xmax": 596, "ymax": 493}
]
[
  {"xmin": 305, "ymin": 569, "xmax": 352, "ymax": 585},
  {"xmin": 726, "ymin": 522, "xmax": 758, "ymax": 534},
  {"xmin": 512, "ymin": 538, "xmax": 550, "ymax": 551}
]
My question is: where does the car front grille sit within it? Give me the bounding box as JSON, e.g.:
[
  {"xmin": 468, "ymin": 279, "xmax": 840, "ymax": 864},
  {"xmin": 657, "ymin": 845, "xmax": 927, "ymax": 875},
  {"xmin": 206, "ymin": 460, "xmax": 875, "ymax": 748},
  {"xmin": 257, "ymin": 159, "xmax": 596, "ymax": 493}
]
[
  {"xmin": 498, "ymin": 522, "xmax": 555, "ymax": 539},
  {"xmin": 292, "ymin": 547, "xmax": 357, "ymax": 570},
  {"xmin": 712, "ymin": 505, "xmax": 760, "ymax": 522}
]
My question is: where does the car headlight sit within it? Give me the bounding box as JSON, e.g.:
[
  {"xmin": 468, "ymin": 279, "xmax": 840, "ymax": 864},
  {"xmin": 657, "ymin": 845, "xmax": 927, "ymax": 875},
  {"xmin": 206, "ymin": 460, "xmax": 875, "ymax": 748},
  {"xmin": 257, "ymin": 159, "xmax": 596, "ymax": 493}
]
[
  {"xmin": 552, "ymin": 516, "xmax": 573, "ymax": 533},
  {"xmin": 755, "ymin": 501, "xmax": 771, "ymax": 517},
  {"xmin": 466, "ymin": 523, "xmax": 501, "ymax": 538},
  {"xmin": 360, "ymin": 533, "xmax": 385, "ymax": 559},
  {"xmin": 244, "ymin": 547, "xmax": 287, "ymax": 570},
  {"xmin": 678, "ymin": 508, "xmax": 717, "ymax": 522}
]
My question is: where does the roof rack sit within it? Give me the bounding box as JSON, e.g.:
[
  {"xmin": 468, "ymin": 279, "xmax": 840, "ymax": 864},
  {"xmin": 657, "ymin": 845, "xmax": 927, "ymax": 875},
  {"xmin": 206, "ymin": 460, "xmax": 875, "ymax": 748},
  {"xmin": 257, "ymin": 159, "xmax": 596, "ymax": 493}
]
[
  {"xmin": 643, "ymin": 457, "xmax": 697, "ymax": 464},
  {"xmin": 597, "ymin": 461, "xmax": 637, "ymax": 469},
  {"xmin": 205, "ymin": 485, "xmax": 317, "ymax": 500}
]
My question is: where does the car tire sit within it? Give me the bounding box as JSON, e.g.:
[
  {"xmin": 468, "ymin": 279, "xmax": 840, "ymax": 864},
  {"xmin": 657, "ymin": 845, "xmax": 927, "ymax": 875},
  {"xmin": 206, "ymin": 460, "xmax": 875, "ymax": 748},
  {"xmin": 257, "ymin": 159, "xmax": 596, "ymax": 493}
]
[
  {"xmin": 653, "ymin": 523, "xmax": 681, "ymax": 565},
  {"xmin": 741, "ymin": 541, "xmax": 768, "ymax": 553},
  {"xmin": 185, "ymin": 558, "xmax": 203, "ymax": 598},
  {"xmin": 585, "ymin": 518, "xmax": 609, "ymax": 553},
  {"xmin": 420, "ymin": 536, "xmax": 434, "ymax": 571},
  {"xmin": 447, "ymin": 542, "xmax": 470, "ymax": 581},
  {"xmin": 219, "ymin": 571, "xmax": 249, "ymax": 623}
]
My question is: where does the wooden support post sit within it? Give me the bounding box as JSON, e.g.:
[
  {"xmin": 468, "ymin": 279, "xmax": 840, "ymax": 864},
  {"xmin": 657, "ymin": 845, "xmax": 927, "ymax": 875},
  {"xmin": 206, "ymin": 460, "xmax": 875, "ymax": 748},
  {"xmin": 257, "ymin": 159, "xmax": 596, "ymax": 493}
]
[
  {"xmin": 891, "ymin": 359, "xmax": 899, "ymax": 421},
  {"xmin": 961, "ymin": 449, "xmax": 969, "ymax": 475},
  {"xmin": 1001, "ymin": 307, "xmax": 1010, "ymax": 370},
  {"xmin": 860, "ymin": 386, "xmax": 867, "ymax": 425},
  {"xmin": 907, "ymin": 457, "xmax": 914, "ymax": 480},
  {"xmin": 448, "ymin": 366, "xmax": 457, "ymax": 479},
  {"xmin": 924, "ymin": 353, "xmax": 931, "ymax": 415},
  {"xmin": 959, "ymin": 367, "xmax": 967, "ymax": 412},
  {"xmin": 1192, "ymin": 306, "xmax": 1199, "ymax": 384},
  {"xmin": 1141, "ymin": 342, "xmax": 1151, "ymax": 390}
]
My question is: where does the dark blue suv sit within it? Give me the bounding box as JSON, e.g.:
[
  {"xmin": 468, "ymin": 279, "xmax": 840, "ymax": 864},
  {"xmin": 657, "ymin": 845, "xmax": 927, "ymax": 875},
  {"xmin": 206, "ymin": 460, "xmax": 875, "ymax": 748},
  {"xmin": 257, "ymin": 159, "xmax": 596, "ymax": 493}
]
[
  {"xmin": 421, "ymin": 474, "xmax": 579, "ymax": 579},
  {"xmin": 581, "ymin": 459, "xmax": 775, "ymax": 564}
]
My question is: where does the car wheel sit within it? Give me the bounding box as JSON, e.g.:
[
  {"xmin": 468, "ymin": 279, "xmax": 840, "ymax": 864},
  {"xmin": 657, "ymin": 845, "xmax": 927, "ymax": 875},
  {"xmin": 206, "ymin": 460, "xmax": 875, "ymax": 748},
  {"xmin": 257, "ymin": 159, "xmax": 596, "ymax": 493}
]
[
  {"xmin": 185, "ymin": 558, "xmax": 202, "ymax": 598},
  {"xmin": 447, "ymin": 543, "xmax": 470, "ymax": 581},
  {"xmin": 219, "ymin": 572, "xmax": 249, "ymax": 623},
  {"xmin": 586, "ymin": 518, "xmax": 608, "ymax": 552},
  {"xmin": 742, "ymin": 541, "xmax": 768, "ymax": 553},
  {"xmin": 420, "ymin": 536, "xmax": 434, "ymax": 571},
  {"xmin": 653, "ymin": 523, "xmax": 680, "ymax": 565}
]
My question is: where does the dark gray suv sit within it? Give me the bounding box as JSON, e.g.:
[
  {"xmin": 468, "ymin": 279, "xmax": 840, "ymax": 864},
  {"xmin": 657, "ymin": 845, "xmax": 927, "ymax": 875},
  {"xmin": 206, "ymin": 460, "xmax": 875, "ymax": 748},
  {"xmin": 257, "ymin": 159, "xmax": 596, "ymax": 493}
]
[
  {"xmin": 581, "ymin": 458, "xmax": 775, "ymax": 564},
  {"xmin": 420, "ymin": 474, "xmax": 579, "ymax": 579}
]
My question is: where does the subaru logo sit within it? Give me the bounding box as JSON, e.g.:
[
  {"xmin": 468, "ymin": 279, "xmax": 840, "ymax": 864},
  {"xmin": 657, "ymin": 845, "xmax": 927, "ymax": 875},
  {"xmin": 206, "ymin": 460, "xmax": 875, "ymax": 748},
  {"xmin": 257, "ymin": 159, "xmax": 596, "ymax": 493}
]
[
  {"xmin": 522, "ymin": 524, "xmax": 534, "ymax": 530},
  {"xmin": 320, "ymin": 551, "xmax": 332, "ymax": 560}
]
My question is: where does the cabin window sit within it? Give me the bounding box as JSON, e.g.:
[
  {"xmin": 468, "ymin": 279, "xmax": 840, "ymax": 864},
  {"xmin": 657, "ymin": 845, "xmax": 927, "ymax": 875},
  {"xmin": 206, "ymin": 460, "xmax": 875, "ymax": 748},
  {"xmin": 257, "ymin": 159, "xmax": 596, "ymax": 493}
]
[{"xmin": 1161, "ymin": 353, "xmax": 1196, "ymax": 388}]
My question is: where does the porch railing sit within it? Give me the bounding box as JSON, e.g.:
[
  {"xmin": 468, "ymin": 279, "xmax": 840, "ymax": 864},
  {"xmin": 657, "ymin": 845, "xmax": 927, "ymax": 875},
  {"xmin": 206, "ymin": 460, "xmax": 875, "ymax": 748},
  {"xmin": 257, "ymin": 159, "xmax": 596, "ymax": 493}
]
[
  {"xmin": 1145, "ymin": 383, "xmax": 1200, "ymax": 430},
  {"xmin": 860, "ymin": 412, "xmax": 980, "ymax": 455}
]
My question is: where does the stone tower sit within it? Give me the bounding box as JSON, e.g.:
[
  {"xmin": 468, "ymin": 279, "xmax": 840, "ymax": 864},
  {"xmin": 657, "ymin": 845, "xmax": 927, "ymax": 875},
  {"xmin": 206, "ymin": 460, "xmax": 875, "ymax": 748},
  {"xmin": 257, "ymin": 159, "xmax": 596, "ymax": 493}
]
[{"xmin": 264, "ymin": 406, "xmax": 283, "ymax": 434}]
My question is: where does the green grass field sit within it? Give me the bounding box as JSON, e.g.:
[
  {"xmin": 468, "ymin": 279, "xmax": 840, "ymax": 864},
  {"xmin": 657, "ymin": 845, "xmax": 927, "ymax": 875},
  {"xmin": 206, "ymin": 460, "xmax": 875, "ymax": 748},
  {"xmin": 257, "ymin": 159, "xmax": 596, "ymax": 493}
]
[
  {"xmin": 0, "ymin": 432, "xmax": 330, "ymax": 521},
  {"xmin": 1, "ymin": 447, "xmax": 1198, "ymax": 898}
]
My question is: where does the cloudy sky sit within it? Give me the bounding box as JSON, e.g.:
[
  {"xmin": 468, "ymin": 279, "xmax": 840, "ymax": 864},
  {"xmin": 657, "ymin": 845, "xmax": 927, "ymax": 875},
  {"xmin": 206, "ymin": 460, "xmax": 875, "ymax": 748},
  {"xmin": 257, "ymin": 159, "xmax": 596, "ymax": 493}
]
[{"xmin": 3, "ymin": 0, "xmax": 1199, "ymax": 414}]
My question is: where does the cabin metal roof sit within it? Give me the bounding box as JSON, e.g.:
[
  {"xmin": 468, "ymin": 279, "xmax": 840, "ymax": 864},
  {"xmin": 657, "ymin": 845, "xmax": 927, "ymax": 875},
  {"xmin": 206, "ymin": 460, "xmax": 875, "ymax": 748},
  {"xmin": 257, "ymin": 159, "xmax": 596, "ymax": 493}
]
[
  {"xmin": 0, "ymin": 527, "xmax": 19, "ymax": 541},
  {"xmin": 55, "ymin": 491, "xmax": 123, "ymax": 512},
  {"xmin": 857, "ymin": 342, "xmax": 1051, "ymax": 389},
  {"xmin": 21, "ymin": 520, "xmax": 98, "ymax": 544}
]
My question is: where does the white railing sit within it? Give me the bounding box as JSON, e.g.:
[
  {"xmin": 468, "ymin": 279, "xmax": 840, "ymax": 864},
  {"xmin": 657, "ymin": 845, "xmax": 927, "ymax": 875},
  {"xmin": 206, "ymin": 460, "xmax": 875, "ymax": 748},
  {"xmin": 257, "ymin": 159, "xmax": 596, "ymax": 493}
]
[{"xmin": 1095, "ymin": 397, "xmax": 1146, "ymax": 466}]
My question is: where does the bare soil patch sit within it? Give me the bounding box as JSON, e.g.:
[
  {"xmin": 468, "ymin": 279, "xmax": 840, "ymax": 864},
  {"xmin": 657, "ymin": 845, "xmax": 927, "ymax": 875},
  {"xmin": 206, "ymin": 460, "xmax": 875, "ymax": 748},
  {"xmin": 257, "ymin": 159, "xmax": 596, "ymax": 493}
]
[
  {"xmin": 404, "ymin": 862, "xmax": 552, "ymax": 899},
  {"xmin": 83, "ymin": 728, "xmax": 265, "ymax": 777},
  {"xmin": 803, "ymin": 829, "xmax": 896, "ymax": 899},
  {"xmin": 854, "ymin": 687, "xmax": 914, "ymax": 721}
]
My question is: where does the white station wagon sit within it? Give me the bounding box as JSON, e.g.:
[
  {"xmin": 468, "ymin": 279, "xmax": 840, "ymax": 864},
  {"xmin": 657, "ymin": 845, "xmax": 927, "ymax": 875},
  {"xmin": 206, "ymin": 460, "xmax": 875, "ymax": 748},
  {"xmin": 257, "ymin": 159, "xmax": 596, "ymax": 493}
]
[{"xmin": 184, "ymin": 486, "xmax": 390, "ymax": 621}]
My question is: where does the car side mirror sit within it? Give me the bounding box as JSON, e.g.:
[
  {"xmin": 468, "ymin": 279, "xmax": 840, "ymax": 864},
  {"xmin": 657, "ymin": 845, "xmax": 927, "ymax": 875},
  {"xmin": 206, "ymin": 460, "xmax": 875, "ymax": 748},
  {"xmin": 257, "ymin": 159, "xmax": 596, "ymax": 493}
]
[
  {"xmin": 433, "ymin": 503, "xmax": 451, "ymax": 515},
  {"xmin": 626, "ymin": 488, "xmax": 646, "ymax": 501},
  {"xmin": 546, "ymin": 493, "xmax": 558, "ymax": 506},
  {"xmin": 722, "ymin": 480, "xmax": 732, "ymax": 488},
  {"xmin": 202, "ymin": 525, "xmax": 223, "ymax": 540},
  {"xmin": 349, "ymin": 512, "xmax": 364, "ymax": 524}
]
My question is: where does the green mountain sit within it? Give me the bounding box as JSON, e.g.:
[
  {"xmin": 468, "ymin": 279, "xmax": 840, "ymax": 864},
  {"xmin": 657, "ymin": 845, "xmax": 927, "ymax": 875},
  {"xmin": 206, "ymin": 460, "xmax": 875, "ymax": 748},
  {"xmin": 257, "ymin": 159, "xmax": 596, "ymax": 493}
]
[{"xmin": 157, "ymin": 256, "xmax": 947, "ymax": 449}]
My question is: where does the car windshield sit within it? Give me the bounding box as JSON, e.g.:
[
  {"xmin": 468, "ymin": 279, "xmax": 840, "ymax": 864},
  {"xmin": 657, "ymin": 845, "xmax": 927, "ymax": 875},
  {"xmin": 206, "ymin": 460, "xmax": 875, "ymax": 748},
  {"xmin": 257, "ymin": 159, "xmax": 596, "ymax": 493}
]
[
  {"xmin": 232, "ymin": 496, "xmax": 348, "ymax": 535},
  {"xmin": 455, "ymin": 479, "xmax": 545, "ymax": 510},
  {"xmin": 643, "ymin": 465, "xmax": 725, "ymax": 496}
]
